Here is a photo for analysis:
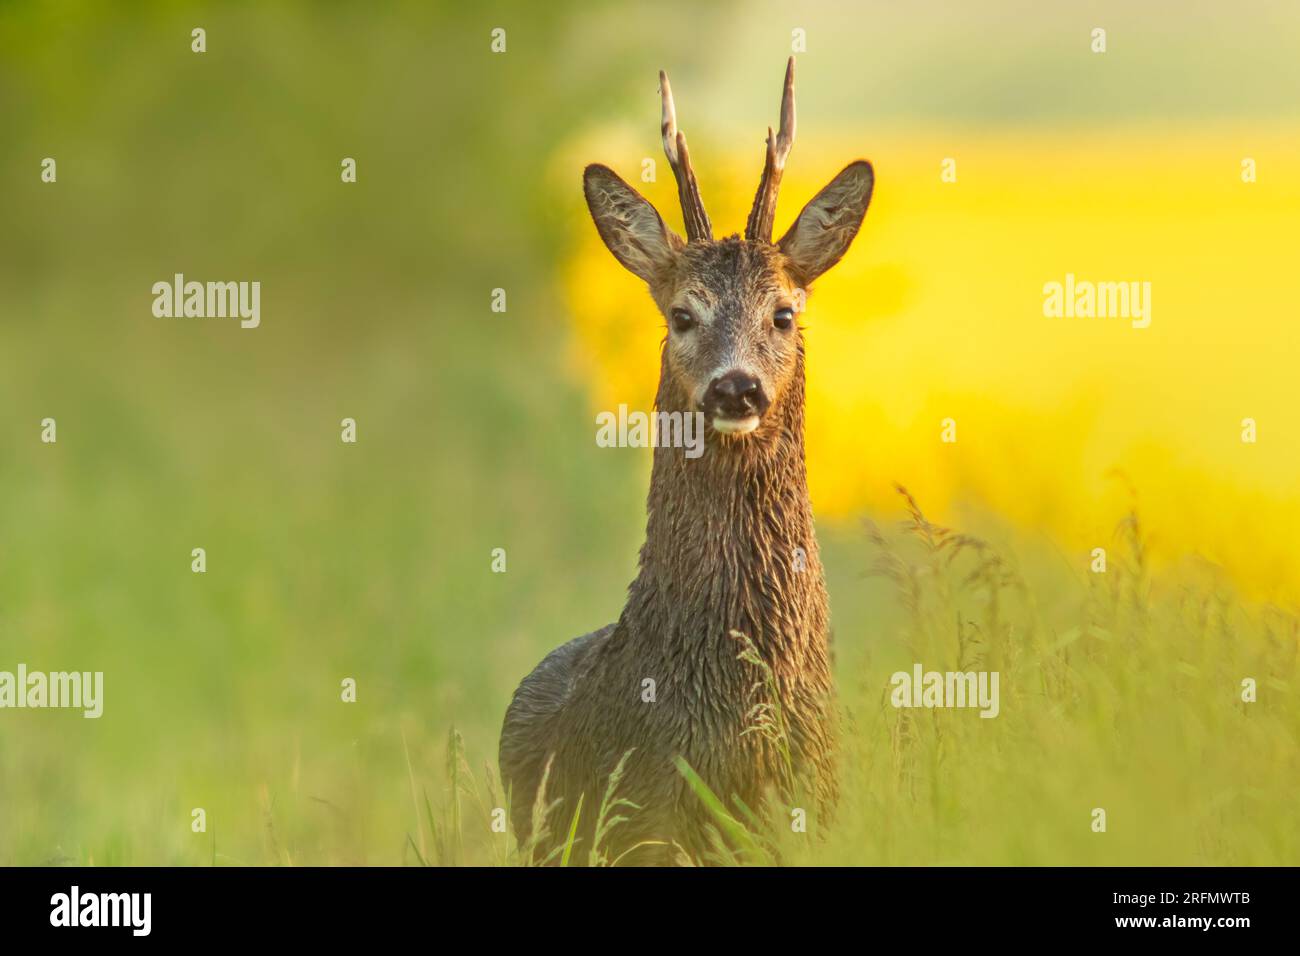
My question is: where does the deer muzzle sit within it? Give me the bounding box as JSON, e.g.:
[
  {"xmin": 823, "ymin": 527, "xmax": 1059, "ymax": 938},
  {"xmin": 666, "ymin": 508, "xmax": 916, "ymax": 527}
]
[{"xmin": 704, "ymin": 370, "xmax": 769, "ymax": 434}]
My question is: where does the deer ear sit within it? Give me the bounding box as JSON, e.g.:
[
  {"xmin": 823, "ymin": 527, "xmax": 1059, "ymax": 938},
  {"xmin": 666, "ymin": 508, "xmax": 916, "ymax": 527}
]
[
  {"xmin": 778, "ymin": 160, "xmax": 874, "ymax": 284},
  {"xmin": 584, "ymin": 164, "xmax": 683, "ymax": 283}
]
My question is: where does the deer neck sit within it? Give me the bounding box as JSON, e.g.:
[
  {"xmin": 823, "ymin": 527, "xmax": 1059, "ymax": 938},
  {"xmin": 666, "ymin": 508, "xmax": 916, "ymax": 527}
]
[{"xmin": 623, "ymin": 347, "xmax": 829, "ymax": 661}]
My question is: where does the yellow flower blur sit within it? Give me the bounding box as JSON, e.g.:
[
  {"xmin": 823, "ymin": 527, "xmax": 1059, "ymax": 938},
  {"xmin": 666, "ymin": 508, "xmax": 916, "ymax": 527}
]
[{"xmin": 563, "ymin": 129, "xmax": 1300, "ymax": 602}]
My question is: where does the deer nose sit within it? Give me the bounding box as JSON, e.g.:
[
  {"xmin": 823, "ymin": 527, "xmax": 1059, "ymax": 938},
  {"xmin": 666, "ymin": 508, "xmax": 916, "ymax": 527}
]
[{"xmin": 706, "ymin": 371, "xmax": 765, "ymax": 419}]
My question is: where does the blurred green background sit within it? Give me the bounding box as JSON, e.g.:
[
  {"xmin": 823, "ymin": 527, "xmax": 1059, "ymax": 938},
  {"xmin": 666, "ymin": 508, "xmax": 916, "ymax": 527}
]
[{"xmin": 1, "ymin": 1, "xmax": 1296, "ymax": 865}]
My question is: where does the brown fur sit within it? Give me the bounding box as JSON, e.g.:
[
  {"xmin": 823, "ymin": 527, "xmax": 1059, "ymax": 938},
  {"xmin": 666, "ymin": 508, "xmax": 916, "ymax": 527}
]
[{"xmin": 498, "ymin": 62, "xmax": 873, "ymax": 865}]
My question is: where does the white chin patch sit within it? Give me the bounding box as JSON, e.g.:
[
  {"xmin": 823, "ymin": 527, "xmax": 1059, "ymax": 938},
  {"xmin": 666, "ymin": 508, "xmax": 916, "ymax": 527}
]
[{"xmin": 712, "ymin": 415, "xmax": 760, "ymax": 435}]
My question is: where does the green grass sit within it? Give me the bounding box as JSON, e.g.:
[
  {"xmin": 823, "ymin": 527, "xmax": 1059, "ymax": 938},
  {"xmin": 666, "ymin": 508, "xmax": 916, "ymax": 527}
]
[{"xmin": 413, "ymin": 489, "xmax": 1300, "ymax": 867}]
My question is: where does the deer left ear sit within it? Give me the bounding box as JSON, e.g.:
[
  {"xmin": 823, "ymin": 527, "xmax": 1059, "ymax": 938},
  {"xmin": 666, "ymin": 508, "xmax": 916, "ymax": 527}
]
[{"xmin": 778, "ymin": 160, "xmax": 874, "ymax": 284}]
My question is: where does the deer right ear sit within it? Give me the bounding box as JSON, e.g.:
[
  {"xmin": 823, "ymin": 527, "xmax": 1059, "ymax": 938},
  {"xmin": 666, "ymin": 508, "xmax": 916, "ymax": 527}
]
[{"xmin": 583, "ymin": 164, "xmax": 683, "ymax": 284}]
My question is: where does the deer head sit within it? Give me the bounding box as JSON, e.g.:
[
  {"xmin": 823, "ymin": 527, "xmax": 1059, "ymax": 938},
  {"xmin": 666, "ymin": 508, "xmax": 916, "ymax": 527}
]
[{"xmin": 583, "ymin": 57, "xmax": 874, "ymax": 439}]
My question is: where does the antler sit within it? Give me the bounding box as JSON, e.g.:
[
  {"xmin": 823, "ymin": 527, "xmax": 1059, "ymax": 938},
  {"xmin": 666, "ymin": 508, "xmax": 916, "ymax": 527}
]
[
  {"xmin": 744, "ymin": 56, "xmax": 796, "ymax": 243},
  {"xmin": 659, "ymin": 70, "xmax": 712, "ymax": 242}
]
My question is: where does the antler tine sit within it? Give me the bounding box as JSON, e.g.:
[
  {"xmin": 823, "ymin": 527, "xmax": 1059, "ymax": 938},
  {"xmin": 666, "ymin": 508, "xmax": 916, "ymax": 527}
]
[
  {"xmin": 659, "ymin": 70, "xmax": 712, "ymax": 242},
  {"xmin": 745, "ymin": 56, "xmax": 796, "ymax": 243}
]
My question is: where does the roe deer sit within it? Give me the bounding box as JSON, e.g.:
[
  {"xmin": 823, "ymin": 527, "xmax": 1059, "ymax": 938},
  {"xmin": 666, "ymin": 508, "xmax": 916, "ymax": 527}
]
[{"xmin": 499, "ymin": 57, "xmax": 874, "ymax": 865}]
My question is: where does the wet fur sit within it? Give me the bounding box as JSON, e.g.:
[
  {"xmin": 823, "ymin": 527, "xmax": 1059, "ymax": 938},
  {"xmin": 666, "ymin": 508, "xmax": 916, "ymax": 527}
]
[{"xmin": 499, "ymin": 242, "xmax": 837, "ymax": 863}]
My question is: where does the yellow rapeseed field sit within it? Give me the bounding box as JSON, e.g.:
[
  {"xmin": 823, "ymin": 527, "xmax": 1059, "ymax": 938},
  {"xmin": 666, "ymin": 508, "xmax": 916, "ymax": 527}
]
[{"xmin": 563, "ymin": 128, "xmax": 1300, "ymax": 602}]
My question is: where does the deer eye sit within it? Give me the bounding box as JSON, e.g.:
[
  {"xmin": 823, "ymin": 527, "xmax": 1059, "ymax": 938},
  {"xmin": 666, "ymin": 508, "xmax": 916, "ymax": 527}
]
[
  {"xmin": 773, "ymin": 307, "xmax": 795, "ymax": 331},
  {"xmin": 670, "ymin": 308, "xmax": 696, "ymax": 333}
]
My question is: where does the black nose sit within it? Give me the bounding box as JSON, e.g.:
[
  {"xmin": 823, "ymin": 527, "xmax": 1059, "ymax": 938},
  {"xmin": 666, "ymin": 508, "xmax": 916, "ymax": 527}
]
[{"xmin": 706, "ymin": 371, "xmax": 766, "ymax": 419}]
